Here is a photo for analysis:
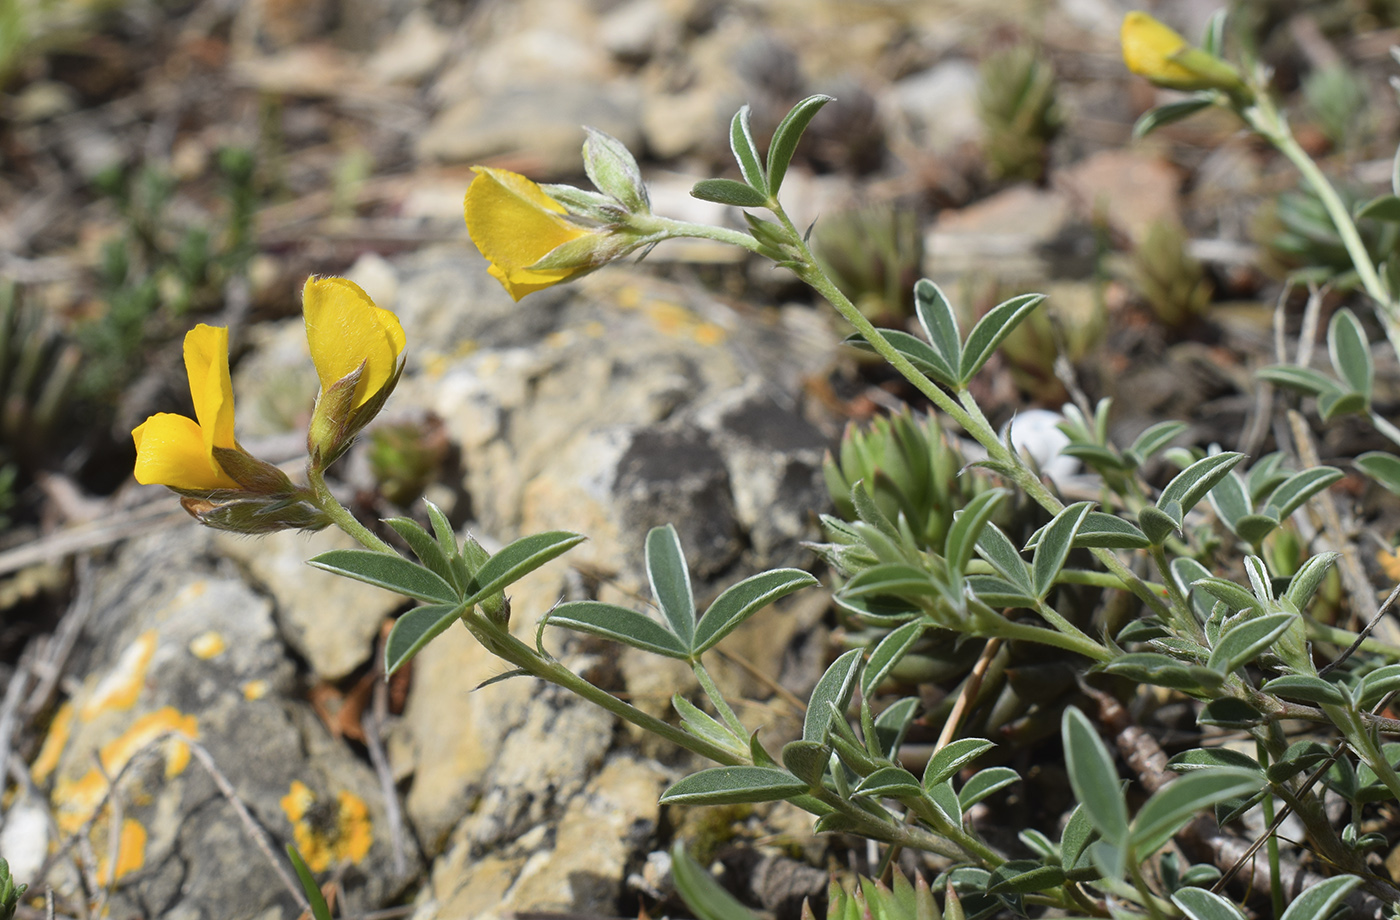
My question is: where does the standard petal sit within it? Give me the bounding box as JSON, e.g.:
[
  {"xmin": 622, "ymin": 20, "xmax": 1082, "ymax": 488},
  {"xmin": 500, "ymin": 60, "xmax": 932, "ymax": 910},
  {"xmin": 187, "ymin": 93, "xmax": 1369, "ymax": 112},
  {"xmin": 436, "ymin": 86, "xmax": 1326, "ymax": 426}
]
[
  {"xmin": 183, "ymin": 324, "xmax": 236, "ymax": 456},
  {"xmin": 464, "ymin": 167, "xmax": 593, "ymax": 300},
  {"xmin": 303, "ymin": 277, "xmax": 405, "ymax": 405},
  {"xmin": 133, "ymin": 413, "xmax": 239, "ymax": 490}
]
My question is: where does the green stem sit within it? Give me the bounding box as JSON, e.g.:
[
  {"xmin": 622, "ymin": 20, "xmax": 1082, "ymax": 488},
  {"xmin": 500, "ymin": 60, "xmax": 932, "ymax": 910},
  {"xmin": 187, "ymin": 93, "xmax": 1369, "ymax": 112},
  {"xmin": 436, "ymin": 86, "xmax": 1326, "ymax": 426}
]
[
  {"xmin": 1370, "ymin": 411, "xmax": 1400, "ymax": 449},
  {"xmin": 1150, "ymin": 544, "xmax": 1207, "ymax": 645},
  {"xmin": 648, "ymin": 217, "xmax": 769, "ymax": 256},
  {"xmin": 1257, "ymin": 740, "xmax": 1286, "ymax": 920},
  {"xmin": 1031, "ymin": 599, "xmax": 1110, "ymax": 659},
  {"xmin": 692, "ymin": 660, "xmax": 748, "ymax": 741},
  {"xmin": 1305, "ymin": 616, "xmax": 1400, "ymax": 661},
  {"xmin": 306, "ymin": 464, "xmax": 396, "ymax": 555}
]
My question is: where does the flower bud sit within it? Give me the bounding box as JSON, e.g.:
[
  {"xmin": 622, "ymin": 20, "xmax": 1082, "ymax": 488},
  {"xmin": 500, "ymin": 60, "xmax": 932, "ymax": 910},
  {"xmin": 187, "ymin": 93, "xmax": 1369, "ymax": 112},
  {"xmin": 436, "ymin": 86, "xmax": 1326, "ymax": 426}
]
[{"xmin": 1121, "ymin": 12, "xmax": 1246, "ymax": 95}]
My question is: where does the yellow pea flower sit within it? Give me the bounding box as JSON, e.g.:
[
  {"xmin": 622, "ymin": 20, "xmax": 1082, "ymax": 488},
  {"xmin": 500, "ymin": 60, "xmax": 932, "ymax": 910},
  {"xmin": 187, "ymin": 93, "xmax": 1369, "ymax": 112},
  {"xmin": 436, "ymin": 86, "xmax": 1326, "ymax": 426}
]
[
  {"xmin": 132, "ymin": 324, "xmax": 241, "ymax": 491},
  {"xmin": 302, "ymin": 276, "xmax": 406, "ymax": 409},
  {"xmin": 1121, "ymin": 11, "xmax": 1244, "ymax": 94},
  {"xmin": 463, "ymin": 167, "xmax": 598, "ymax": 301}
]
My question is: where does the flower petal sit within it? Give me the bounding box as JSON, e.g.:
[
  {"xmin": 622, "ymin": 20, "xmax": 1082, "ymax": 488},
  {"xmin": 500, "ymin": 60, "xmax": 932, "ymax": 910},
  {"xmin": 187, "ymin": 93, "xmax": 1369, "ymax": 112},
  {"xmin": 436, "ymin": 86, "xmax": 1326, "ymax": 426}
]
[
  {"xmin": 302, "ymin": 277, "xmax": 406, "ymax": 407},
  {"xmin": 183, "ymin": 325, "xmax": 236, "ymax": 460},
  {"xmin": 464, "ymin": 167, "xmax": 594, "ymax": 301},
  {"xmin": 132, "ymin": 413, "xmax": 239, "ymax": 490},
  {"xmin": 1122, "ymin": 12, "xmax": 1201, "ymax": 87}
]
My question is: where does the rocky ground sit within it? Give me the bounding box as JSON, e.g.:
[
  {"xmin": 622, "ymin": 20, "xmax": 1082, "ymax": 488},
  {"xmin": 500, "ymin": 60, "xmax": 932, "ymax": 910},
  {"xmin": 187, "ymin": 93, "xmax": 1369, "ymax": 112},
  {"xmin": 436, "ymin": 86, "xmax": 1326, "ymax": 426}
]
[{"xmin": 5, "ymin": 0, "xmax": 1400, "ymax": 918}]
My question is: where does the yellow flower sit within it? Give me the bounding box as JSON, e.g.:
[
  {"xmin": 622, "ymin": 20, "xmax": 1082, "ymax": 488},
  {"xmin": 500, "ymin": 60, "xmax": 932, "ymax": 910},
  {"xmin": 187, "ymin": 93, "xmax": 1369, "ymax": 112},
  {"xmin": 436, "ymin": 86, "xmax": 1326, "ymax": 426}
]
[
  {"xmin": 1121, "ymin": 11, "xmax": 1243, "ymax": 93},
  {"xmin": 302, "ymin": 276, "xmax": 406, "ymax": 407},
  {"xmin": 463, "ymin": 167, "xmax": 597, "ymax": 301},
  {"xmin": 132, "ymin": 324, "xmax": 241, "ymax": 491}
]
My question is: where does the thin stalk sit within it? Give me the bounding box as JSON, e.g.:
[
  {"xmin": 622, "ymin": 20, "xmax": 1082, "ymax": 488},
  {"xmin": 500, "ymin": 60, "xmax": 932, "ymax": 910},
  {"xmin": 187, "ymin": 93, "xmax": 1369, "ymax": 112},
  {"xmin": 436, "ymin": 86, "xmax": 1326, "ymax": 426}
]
[
  {"xmin": 1305, "ymin": 616, "xmax": 1400, "ymax": 662},
  {"xmin": 692, "ymin": 660, "xmax": 748, "ymax": 741},
  {"xmin": 307, "ymin": 465, "xmax": 396, "ymax": 555},
  {"xmin": 1150, "ymin": 544, "xmax": 1207, "ymax": 645},
  {"xmin": 1257, "ymin": 740, "xmax": 1286, "ymax": 920},
  {"xmin": 1371, "ymin": 411, "xmax": 1400, "ymax": 449},
  {"xmin": 1031, "ymin": 598, "xmax": 1108, "ymax": 656}
]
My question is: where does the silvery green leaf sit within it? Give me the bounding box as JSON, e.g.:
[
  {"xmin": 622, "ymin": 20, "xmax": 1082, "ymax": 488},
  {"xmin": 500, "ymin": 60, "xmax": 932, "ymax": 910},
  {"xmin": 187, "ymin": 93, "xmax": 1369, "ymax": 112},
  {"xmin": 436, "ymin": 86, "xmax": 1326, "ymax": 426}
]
[
  {"xmin": 661, "ymin": 766, "xmax": 807, "ymax": 805},
  {"xmin": 309, "ymin": 549, "xmax": 458, "ymax": 604},
  {"xmin": 766, "ymin": 94, "xmax": 833, "ymax": 196},
  {"xmin": 1207, "ymin": 472, "xmax": 1250, "ymax": 536},
  {"xmin": 1102, "ymin": 654, "xmax": 1220, "ymax": 693},
  {"xmin": 385, "ymin": 602, "xmax": 467, "ymax": 675},
  {"xmin": 1356, "ymin": 194, "xmax": 1400, "ymax": 222},
  {"xmin": 1357, "ymin": 451, "xmax": 1400, "ymax": 494},
  {"xmin": 1062, "ymin": 706, "xmax": 1128, "ymax": 848},
  {"xmin": 386, "ymin": 517, "xmax": 458, "ymax": 591},
  {"xmin": 924, "ymin": 737, "xmax": 995, "ymax": 788},
  {"xmin": 913, "ymin": 279, "xmax": 962, "ymax": 375},
  {"xmin": 1284, "ymin": 552, "xmax": 1339, "ymax": 610},
  {"xmin": 844, "ymin": 328, "xmax": 959, "ymax": 388},
  {"xmin": 693, "ymin": 568, "xmax": 817, "ymax": 654},
  {"xmin": 1357, "ymin": 664, "xmax": 1400, "ymax": 709},
  {"xmin": 872, "ymin": 697, "xmax": 919, "ymax": 760},
  {"xmin": 1318, "ymin": 388, "xmax": 1368, "ymax": 421},
  {"xmin": 1200, "ymin": 8, "xmax": 1228, "ymax": 55},
  {"xmin": 1138, "ymin": 505, "xmax": 1180, "ymax": 546},
  {"xmin": 646, "ymin": 524, "xmax": 695, "ymax": 649},
  {"xmin": 945, "ymin": 490, "xmax": 1007, "ymax": 592},
  {"xmin": 463, "ymin": 531, "xmax": 587, "ymax": 608},
  {"xmin": 1173, "ymin": 886, "xmax": 1248, "ymax": 920},
  {"xmin": 1256, "ymin": 364, "xmax": 1342, "ymax": 397},
  {"xmin": 1132, "ymin": 97, "xmax": 1215, "ymax": 139},
  {"xmin": 1130, "ymin": 767, "xmax": 1263, "ymax": 857},
  {"xmin": 1059, "ymin": 803, "xmax": 1099, "ymax": 878},
  {"xmin": 966, "ymin": 574, "xmax": 1035, "ymax": 608},
  {"xmin": 674, "ymin": 694, "xmax": 743, "ymax": 749},
  {"xmin": 670, "ymin": 842, "xmax": 763, "ymax": 920},
  {"xmin": 781, "ymin": 740, "xmax": 831, "ymax": 785},
  {"xmin": 1031, "ymin": 502, "xmax": 1093, "ymax": 600},
  {"xmin": 861, "ymin": 620, "xmax": 926, "ymax": 698},
  {"xmin": 1191, "ymin": 576, "xmax": 1266, "ymax": 618},
  {"xmin": 549, "ymin": 601, "xmax": 690, "ymax": 659},
  {"xmin": 1278, "ymin": 876, "xmax": 1360, "ymax": 920},
  {"xmin": 1262, "ymin": 466, "xmax": 1344, "ymax": 520},
  {"xmin": 1159, "ymin": 452, "xmax": 1247, "ymax": 520},
  {"xmin": 691, "ymin": 178, "xmax": 770, "ymax": 208},
  {"xmin": 1244, "ymin": 555, "xmax": 1273, "ymax": 603},
  {"xmin": 804, "ymin": 648, "xmax": 863, "ymax": 743},
  {"xmin": 987, "ymin": 861, "xmax": 1064, "ymax": 897},
  {"xmin": 1328, "ymin": 308, "xmax": 1373, "ymax": 399},
  {"xmin": 1126, "ymin": 420, "xmax": 1187, "ymax": 466},
  {"xmin": 540, "ymin": 183, "xmax": 628, "ymax": 221},
  {"xmin": 582, "ymin": 126, "xmax": 649, "ymax": 212},
  {"xmin": 1066, "ymin": 512, "xmax": 1149, "ymax": 550},
  {"xmin": 958, "ymin": 766, "xmax": 1019, "ymax": 811},
  {"xmin": 729, "ymin": 105, "xmax": 768, "ymax": 195},
  {"xmin": 841, "ymin": 563, "xmax": 940, "ymax": 599},
  {"xmin": 1166, "ymin": 748, "xmax": 1263, "ymax": 773},
  {"xmin": 959, "ymin": 293, "xmax": 1044, "ymax": 385},
  {"xmin": 854, "ymin": 765, "xmax": 923, "ymax": 798},
  {"xmin": 974, "ymin": 522, "xmax": 1034, "ymax": 597},
  {"xmin": 1207, "ymin": 612, "xmax": 1295, "ymax": 674}
]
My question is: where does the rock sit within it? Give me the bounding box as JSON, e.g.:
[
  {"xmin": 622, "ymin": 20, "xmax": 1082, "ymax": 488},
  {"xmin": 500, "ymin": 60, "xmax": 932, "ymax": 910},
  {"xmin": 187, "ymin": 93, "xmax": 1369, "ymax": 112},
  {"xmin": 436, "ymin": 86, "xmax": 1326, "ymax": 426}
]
[
  {"xmin": 34, "ymin": 526, "xmax": 419, "ymax": 918},
  {"xmin": 368, "ymin": 10, "xmax": 452, "ymax": 86},
  {"xmin": 884, "ymin": 59, "xmax": 983, "ymax": 156},
  {"xmin": 1055, "ymin": 150, "xmax": 1182, "ymax": 245},
  {"xmin": 926, "ymin": 184, "xmax": 1083, "ymax": 285},
  {"xmin": 215, "ymin": 526, "xmax": 404, "ymax": 681}
]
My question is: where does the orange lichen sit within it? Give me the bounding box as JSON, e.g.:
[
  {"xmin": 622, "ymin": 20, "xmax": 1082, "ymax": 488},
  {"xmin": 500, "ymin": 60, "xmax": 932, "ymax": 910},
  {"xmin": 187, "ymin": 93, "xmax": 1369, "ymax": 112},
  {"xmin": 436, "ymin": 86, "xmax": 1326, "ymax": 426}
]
[
  {"xmin": 95, "ymin": 818, "xmax": 147, "ymax": 884},
  {"xmin": 189, "ymin": 631, "xmax": 227, "ymax": 659},
  {"xmin": 80, "ymin": 631, "xmax": 158, "ymax": 720},
  {"xmin": 242, "ymin": 679, "xmax": 269, "ymax": 701},
  {"xmin": 1379, "ymin": 546, "xmax": 1400, "ymax": 582},
  {"xmin": 31, "ymin": 702, "xmax": 74, "ymax": 783},
  {"xmin": 281, "ymin": 780, "xmax": 373, "ymax": 872}
]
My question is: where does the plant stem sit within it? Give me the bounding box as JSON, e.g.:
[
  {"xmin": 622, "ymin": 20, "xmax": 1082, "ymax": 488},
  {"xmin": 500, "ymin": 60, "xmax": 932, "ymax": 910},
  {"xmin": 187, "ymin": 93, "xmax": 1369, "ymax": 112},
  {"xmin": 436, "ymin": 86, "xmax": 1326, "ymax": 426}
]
[
  {"xmin": 306, "ymin": 465, "xmax": 396, "ymax": 555},
  {"xmin": 692, "ymin": 660, "xmax": 748, "ymax": 740}
]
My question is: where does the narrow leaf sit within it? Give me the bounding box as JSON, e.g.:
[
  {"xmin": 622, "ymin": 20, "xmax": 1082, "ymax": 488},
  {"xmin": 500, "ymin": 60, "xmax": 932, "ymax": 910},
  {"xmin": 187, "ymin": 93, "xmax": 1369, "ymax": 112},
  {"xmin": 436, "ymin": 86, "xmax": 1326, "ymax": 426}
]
[
  {"xmin": 1172, "ymin": 886, "xmax": 1248, "ymax": 920},
  {"xmin": 670, "ymin": 843, "xmax": 763, "ymax": 920},
  {"xmin": 959, "ymin": 293, "xmax": 1045, "ymax": 384},
  {"xmin": 1032, "ymin": 502, "xmax": 1093, "ymax": 600},
  {"xmin": 873, "ymin": 697, "xmax": 920, "ymax": 760},
  {"xmin": 694, "ymin": 568, "xmax": 817, "ymax": 654},
  {"xmin": 674, "ymin": 694, "xmax": 743, "ymax": 749},
  {"xmin": 462, "ymin": 531, "xmax": 587, "ymax": 607},
  {"xmin": 1277, "ymin": 875, "xmax": 1360, "ymax": 920},
  {"xmin": 854, "ymin": 765, "xmax": 923, "ymax": 798},
  {"xmin": 1284, "ymin": 552, "xmax": 1339, "ymax": 610},
  {"xmin": 1158, "ymin": 453, "xmax": 1247, "ymax": 519},
  {"xmin": 1356, "ymin": 194, "xmax": 1400, "ymax": 222},
  {"xmin": 549, "ymin": 601, "xmax": 690, "ymax": 659},
  {"xmin": 385, "ymin": 602, "xmax": 466, "ymax": 675},
  {"xmin": 1132, "ymin": 97, "xmax": 1215, "ymax": 139},
  {"xmin": 1261, "ymin": 674, "xmax": 1348, "ymax": 706},
  {"xmin": 729, "ymin": 105, "xmax": 768, "ymax": 195},
  {"xmin": 309, "ymin": 550, "xmax": 457, "ymax": 604},
  {"xmin": 1262, "ymin": 467, "xmax": 1343, "ymax": 520},
  {"xmin": 691, "ymin": 178, "xmax": 770, "ymax": 208},
  {"xmin": 1206, "ymin": 612, "xmax": 1295, "ymax": 674},
  {"xmin": 781, "ymin": 740, "xmax": 831, "ymax": 785},
  {"xmin": 946, "ymin": 489, "xmax": 1007, "ymax": 582},
  {"xmin": 861, "ymin": 620, "xmax": 926, "ymax": 698},
  {"xmin": 1130, "ymin": 767, "xmax": 1263, "ymax": 857},
  {"xmin": 975, "ymin": 523, "xmax": 1034, "ymax": 597},
  {"xmin": 1127, "ymin": 420, "xmax": 1187, "ymax": 465},
  {"xmin": 913, "ymin": 279, "xmax": 962, "ymax": 373},
  {"xmin": 958, "ymin": 766, "xmax": 1019, "ymax": 811},
  {"xmin": 1067, "ymin": 512, "xmax": 1150, "ymax": 550},
  {"xmin": 804, "ymin": 648, "xmax": 864, "ymax": 743},
  {"xmin": 287, "ymin": 846, "xmax": 333, "ymax": 920},
  {"xmin": 924, "ymin": 738, "xmax": 995, "ymax": 789},
  {"xmin": 1207, "ymin": 472, "xmax": 1250, "ymax": 535},
  {"xmin": 386, "ymin": 517, "xmax": 458, "ymax": 589},
  {"xmin": 1357, "ymin": 451, "xmax": 1400, "ymax": 494},
  {"xmin": 661, "ymin": 766, "xmax": 807, "ymax": 805},
  {"xmin": 646, "ymin": 524, "xmax": 696, "ymax": 648},
  {"xmin": 1062, "ymin": 707, "xmax": 1128, "ymax": 847},
  {"xmin": 987, "ymin": 861, "xmax": 1065, "ymax": 897},
  {"xmin": 1357, "ymin": 664, "xmax": 1400, "ymax": 709},
  {"xmin": 845, "ymin": 329, "xmax": 958, "ymax": 387},
  {"xmin": 766, "ymin": 94, "xmax": 833, "ymax": 196}
]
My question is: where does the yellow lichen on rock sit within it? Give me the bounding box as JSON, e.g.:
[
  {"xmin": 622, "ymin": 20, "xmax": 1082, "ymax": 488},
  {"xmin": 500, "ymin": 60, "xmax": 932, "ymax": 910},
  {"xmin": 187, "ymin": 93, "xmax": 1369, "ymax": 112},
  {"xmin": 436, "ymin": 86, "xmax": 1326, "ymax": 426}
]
[
  {"xmin": 281, "ymin": 780, "xmax": 373, "ymax": 872},
  {"xmin": 189, "ymin": 631, "xmax": 227, "ymax": 659},
  {"xmin": 95, "ymin": 818, "xmax": 147, "ymax": 884},
  {"xmin": 80, "ymin": 631, "xmax": 158, "ymax": 720}
]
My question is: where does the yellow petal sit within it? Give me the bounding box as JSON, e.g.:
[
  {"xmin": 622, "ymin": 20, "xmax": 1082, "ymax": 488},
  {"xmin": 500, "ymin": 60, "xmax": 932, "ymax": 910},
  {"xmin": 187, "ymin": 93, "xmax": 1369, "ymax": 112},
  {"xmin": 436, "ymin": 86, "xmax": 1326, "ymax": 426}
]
[
  {"xmin": 302, "ymin": 277, "xmax": 406, "ymax": 407},
  {"xmin": 464, "ymin": 167, "xmax": 594, "ymax": 301},
  {"xmin": 1121, "ymin": 12, "xmax": 1198, "ymax": 86},
  {"xmin": 182, "ymin": 325, "xmax": 236, "ymax": 460},
  {"xmin": 132, "ymin": 414, "xmax": 239, "ymax": 490}
]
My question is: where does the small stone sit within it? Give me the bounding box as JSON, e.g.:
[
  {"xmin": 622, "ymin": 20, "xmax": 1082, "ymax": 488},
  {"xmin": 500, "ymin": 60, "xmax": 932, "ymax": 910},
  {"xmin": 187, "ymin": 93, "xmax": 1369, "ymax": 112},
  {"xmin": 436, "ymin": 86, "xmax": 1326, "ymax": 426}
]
[{"xmin": 368, "ymin": 10, "xmax": 451, "ymax": 86}]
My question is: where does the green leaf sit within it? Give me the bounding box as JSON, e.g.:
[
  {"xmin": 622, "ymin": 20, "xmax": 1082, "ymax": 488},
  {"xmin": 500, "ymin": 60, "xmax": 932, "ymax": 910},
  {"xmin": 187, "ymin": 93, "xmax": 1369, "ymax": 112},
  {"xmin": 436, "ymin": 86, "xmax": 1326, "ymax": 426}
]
[
  {"xmin": 1031, "ymin": 502, "xmax": 1093, "ymax": 600},
  {"xmin": 975, "ymin": 523, "xmax": 1034, "ymax": 597},
  {"xmin": 1262, "ymin": 674, "xmax": 1349, "ymax": 706},
  {"xmin": 946, "ymin": 490, "xmax": 1007, "ymax": 583},
  {"xmin": 1158, "ymin": 453, "xmax": 1247, "ymax": 521},
  {"xmin": 385, "ymin": 602, "xmax": 466, "ymax": 675},
  {"xmin": 781, "ymin": 739, "xmax": 831, "ymax": 785},
  {"xmin": 966, "ymin": 574, "xmax": 1035, "ymax": 608},
  {"xmin": 843, "ymin": 329, "xmax": 959, "ymax": 388},
  {"xmin": 841, "ymin": 563, "xmax": 940, "ymax": 599},
  {"xmin": 861, "ymin": 620, "xmax": 926, "ymax": 698},
  {"xmin": 873, "ymin": 697, "xmax": 920, "ymax": 760},
  {"xmin": 1277, "ymin": 875, "xmax": 1360, "ymax": 920},
  {"xmin": 766, "ymin": 94, "xmax": 832, "ymax": 196},
  {"xmin": 1198, "ymin": 698, "xmax": 1264, "ymax": 728},
  {"xmin": 645, "ymin": 524, "xmax": 695, "ymax": 648},
  {"xmin": 582, "ymin": 127, "xmax": 648, "ymax": 213},
  {"xmin": 923, "ymin": 737, "xmax": 995, "ymax": 788},
  {"xmin": 693, "ymin": 568, "xmax": 817, "ymax": 654},
  {"xmin": 424, "ymin": 498, "xmax": 461, "ymax": 555},
  {"xmin": 1172, "ymin": 886, "xmax": 1248, "ymax": 920},
  {"xmin": 661, "ymin": 766, "xmax": 808, "ymax": 805},
  {"xmin": 286, "ymin": 846, "xmax": 333, "ymax": 920},
  {"xmin": 1233, "ymin": 514, "xmax": 1281, "ymax": 546},
  {"xmin": 1357, "ymin": 193, "xmax": 1400, "ymax": 222},
  {"xmin": 691, "ymin": 178, "xmax": 770, "ymax": 208},
  {"xmin": 674, "ymin": 694, "xmax": 743, "ymax": 749},
  {"xmin": 1357, "ymin": 451, "xmax": 1400, "ymax": 494},
  {"xmin": 1166, "ymin": 747, "xmax": 1262, "ymax": 773},
  {"xmin": 1059, "ymin": 803, "xmax": 1099, "ymax": 878},
  {"xmin": 309, "ymin": 549, "xmax": 458, "ymax": 604},
  {"xmin": 385, "ymin": 517, "xmax": 458, "ymax": 590},
  {"xmin": 804, "ymin": 648, "xmax": 864, "ymax": 743},
  {"xmin": 1264, "ymin": 467, "xmax": 1343, "ymax": 520},
  {"xmin": 854, "ymin": 765, "xmax": 923, "ymax": 798},
  {"xmin": 958, "ymin": 293, "xmax": 1044, "ymax": 385},
  {"xmin": 1067, "ymin": 512, "xmax": 1150, "ymax": 550},
  {"xmin": 1101, "ymin": 654, "xmax": 1220, "ymax": 693},
  {"xmin": 1062, "ymin": 707, "xmax": 1128, "ymax": 847},
  {"xmin": 1127, "ymin": 420, "xmax": 1187, "ymax": 466},
  {"xmin": 1191, "ymin": 576, "xmax": 1264, "ymax": 616},
  {"xmin": 1329, "ymin": 308, "xmax": 1373, "ymax": 400},
  {"xmin": 1130, "ymin": 767, "xmax": 1263, "ymax": 857},
  {"xmin": 958, "ymin": 766, "xmax": 1019, "ymax": 811},
  {"xmin": 1132, "ymin": 97, "xmax": 1215, "ymax": 139},
  {"xmin": 926, "ymin": 780, "xmax": 963, "ymax": 827},
  {"xmin": 1357, "ymin": 663, "xmax": 1400, "ymax": 709},
  {"xmin": 1284, "ymin": 552, "xmax": 1339, "ymax": 610},
  {"xmin": 987, "ymin": 861, "xmax": 1065, "ymax": 897},
  {"xmin": 1318, "ymin": 388, "xmax": 1369, "ymax": 421},
  {"xmin": 1207, "ymin": 472, "xmax": 1250, "ymax": 535},
  {"xmin": 670, "ymin": 842, "xmax": 763, "ymax": 920},
  {"xmin": 1138, "ymin": 505, "xmax": 1180, "ymax": 546},
  {"xmin": 1206, "ymin": 612, "xmax": 1295, "ymax": 674},
  {"xmin": 548, "ymin": 601, "xmax": 690, "ymax": 659},
  {"xmin": 913, "ymin": 279, "xmax": 962, "ymax": 374},
  {"xmin": 463, "ymin": 531, "xmax": 587, "ymax": 607},
  {"xmin": 729, "ymin": 105, "xmax": 768, "ymax": 195}
]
